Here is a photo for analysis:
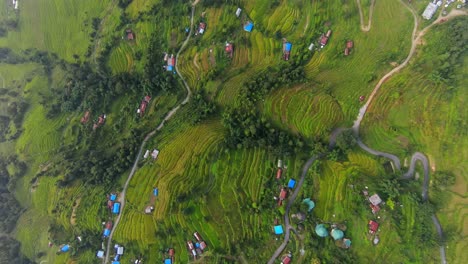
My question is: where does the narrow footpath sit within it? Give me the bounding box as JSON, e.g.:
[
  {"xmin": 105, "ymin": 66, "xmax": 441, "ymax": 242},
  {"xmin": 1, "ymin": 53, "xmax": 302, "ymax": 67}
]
[{"xmin": 103, "ymin": 3, "xmax": 197, "ymax": 263}]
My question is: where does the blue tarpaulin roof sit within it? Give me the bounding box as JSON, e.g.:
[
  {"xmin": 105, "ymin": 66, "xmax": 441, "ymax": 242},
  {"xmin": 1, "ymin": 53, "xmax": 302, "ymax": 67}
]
[
  {"xmin": 274, "ymin": 225, "xmax": 284, "ymax": 235},
  {"xmin": 165, "ymin": 259, "xmax": 172, "ymax": 264},
  {"xmin": 285, "ymin": 42, "xmax": 292, "ymax": 52},
  {"xmin": 103, "ymin": 229, "xmax": 110, "ymax": 237},
  {"xmin": 244, "ymin": 22, "xmax": 253, "ymax": 32},
  {"xmin": 288, "ymin": 179, "xmax": 296, "ymax": 189},
  {"xmin": 153, "ymin": 188, "xmax": 159, "ymax": 196},
  {"xmin": 112, "ymin": 262, "xmax": 120, "ymax": 264},
  {"xmin": 61, "ymin": 245, "xmax": 70, "ymax": 252},
  {"xmin": 112, "ymin": 203, "xmax": 121, "ymax": 214},
  {"xmin": 167, "ymin": 65, "xmax": 173, "ymax": 71},
  {"xmin": 110, "ymin": 194, "xmax": 117, "ymax": 201}
]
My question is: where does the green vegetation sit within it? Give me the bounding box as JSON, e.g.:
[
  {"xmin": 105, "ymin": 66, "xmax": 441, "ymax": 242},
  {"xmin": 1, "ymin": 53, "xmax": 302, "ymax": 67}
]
[
  {"xmin": 0, "ymin": 0, "xmax": 465, "ymax": 263},
  {"xmin": 361, "ymin": 16, "xmax": 468, "ymax": 263}
]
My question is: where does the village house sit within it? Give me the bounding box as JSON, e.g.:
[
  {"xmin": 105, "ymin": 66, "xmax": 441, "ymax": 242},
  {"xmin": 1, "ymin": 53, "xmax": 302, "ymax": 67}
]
[
  {"xmin": 81, "ymin": 111, "xmax": 90, "ymax": 124},
  {"xmin": 235, "ymin": 8, "xmax": 242, "ymax": 17},
  {"xmin": 368, "ymin": 220, "xmax": 379, "ymax": 234},
  {"xmin": 137, "ymin": 96, "xmax": 151, "ymax": 116},
  {"xmin": 422, "ymin": 2, "xmax": 438, "ymax": 20},
  {"xmin": 276, "ymin": 168, "xmax": 283, "ymax": 179},
  {"xmin": 225, "ymin": 42, "xmax": 233, "ymax": 57},
  {"xmin": 283, "ymin": 41, "xmax": 292, "ymax": 61},
  {"xmin": 244, "ymin": 21, "xmax": 254, "ymax": 32},
  {"xmin": 198, "ymin": 22, "xmax": 206, "ymax": 34},
  {"xmin": 126, "ymin": 29, "xmax": 135, "ymax": 40}
]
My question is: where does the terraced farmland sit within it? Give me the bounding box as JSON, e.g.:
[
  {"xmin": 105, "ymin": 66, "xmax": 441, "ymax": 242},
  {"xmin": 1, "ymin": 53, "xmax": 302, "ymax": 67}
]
[
  {"xmin": 263, "ymin": 85, "xmax": 344, "ymax": 141},
  {"xmin": 360, "ymin": 17, "xmax": 468, "ymax": 263},
  {"xmin": 0, "ymin": 0, "xmax": 113, "ymax": 61}
]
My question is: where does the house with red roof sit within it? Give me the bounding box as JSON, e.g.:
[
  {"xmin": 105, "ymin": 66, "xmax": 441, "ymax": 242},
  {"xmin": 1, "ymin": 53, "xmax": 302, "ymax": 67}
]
[{"xmin": 368, "ymin": 220, "xmax": 379, "ymax": 234}]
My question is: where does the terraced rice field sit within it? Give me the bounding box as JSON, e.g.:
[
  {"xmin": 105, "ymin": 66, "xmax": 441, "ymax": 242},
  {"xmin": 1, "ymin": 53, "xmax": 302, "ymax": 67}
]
[
  {"xmin": 360, "ymin": 17, "xmax": 468, "ymax": 262},
  {"xmin": 0, "ymin": 0, "xmax": 112, "ymax": 61},
  {"xmin": 112, "ymin": 118, "xmax": 305, "ymax": 262},
  {"xmin": 263, "ymin": 85, "xmax": 344, "ymax": 141},
  {"xmin": 305, "ymin": 0, "xmax": 413, "ymax": 123}
]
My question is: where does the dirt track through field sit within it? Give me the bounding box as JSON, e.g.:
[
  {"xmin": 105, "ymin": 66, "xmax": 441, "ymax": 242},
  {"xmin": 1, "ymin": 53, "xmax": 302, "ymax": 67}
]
[
  {"xmin": 356, "ymin": 0, "xmax": 375, "ymax": 32},
  {"xmin": 103, "ymin": 2, "xmax": 197, "ymax": 263}
]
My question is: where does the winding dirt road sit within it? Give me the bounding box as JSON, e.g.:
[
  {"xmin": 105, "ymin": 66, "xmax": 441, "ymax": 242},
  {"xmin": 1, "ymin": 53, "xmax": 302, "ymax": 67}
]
[
  {"xmin": 356, "ymin": 0, "xmax": 375, "ymax": 32},
  {"xmin": 103, "ymin": 3, "xmax": 197, "ymax": 263},
  {"xmin": 352, "ymin": 2, "xmax": 466, "ymax": 264},
  {"xmin": 268, "ymin": 1, "xmax": 466, "ymax": 262}
]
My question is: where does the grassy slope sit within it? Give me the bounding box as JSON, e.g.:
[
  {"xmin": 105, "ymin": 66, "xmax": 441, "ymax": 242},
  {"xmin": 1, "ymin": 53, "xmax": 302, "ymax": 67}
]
[
  {"xmin": 360, "ymin": 17, "xmax": 468, "ymax": 263},
  {"xmin": 0, "ymin": 0, "xmax": 112, "ymax": 61}
]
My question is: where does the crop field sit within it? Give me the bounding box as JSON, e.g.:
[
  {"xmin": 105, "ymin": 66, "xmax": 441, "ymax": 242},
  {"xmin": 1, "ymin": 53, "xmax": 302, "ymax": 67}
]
[
  {"xmin": 0, "ymin": 0, "xmax": 113, "ymax": 61},
  {"xmin": 305, "ymin": 0, "xmax": 413, "ymax": 123},
  {"xmin": 262, "ymin": 85, "xmax": 344, "ymax": 142},
  {"xmin": 360, "ymin": 17, "xmax": 468, "ymax": 263},
  {"xmin": 112, "ymin": 118, "xmax": 305, "ymax": 262}
]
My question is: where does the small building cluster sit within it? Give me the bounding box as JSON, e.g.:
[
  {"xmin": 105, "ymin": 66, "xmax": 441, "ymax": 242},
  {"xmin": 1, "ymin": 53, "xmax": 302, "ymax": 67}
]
[
  {"xmin": 344, "ymin": 40, "xmax": 354, "ymax": 56},
  {"xmin": 103, "ymin": 220, "xmax": 113, "ymax": 238},
  {"xmin": 164, "ymin": 53, "xmax": 176, "ymax": 72},
  {"xmin": 315, "ymin": 223, "xmax": 352, "ymax": 249},
  {"xmin": 186, "ymin": 232, "xmax": 207, "ymax": 260},
  {"xmin": 320, "ymin": 30, "xmax": 332, "ymax": 48},
  {"xmin": 137, "ymin": 95, "xmax": 151, "ymax": 117},
  {"xmin": 363, "ymin": 190, "xmax": 382, "ymax": 245},
  {"xmin": 111, "ymin": 244, "xmax": 125, "ymax": 264},
  {"xmin": 197, "ymin": 22, "xmax": 206, "ymax": 35},
  {"xmin": 144, "ymin": 149, "xmax": 160, "ymax": 160},
  {"xmin": 92, "ymin": 114, "xmax": 107, "ymax": 130}
]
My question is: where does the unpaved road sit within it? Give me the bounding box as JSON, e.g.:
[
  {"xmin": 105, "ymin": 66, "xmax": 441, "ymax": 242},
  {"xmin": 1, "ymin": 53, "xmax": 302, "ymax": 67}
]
[
  {"xmin": 352, "ymin": 3, "xmax": 466, "ymax": 264},
  {"xmin": 103, "ymin": 3, "xmax": 197, "ymax": 263},
  {"xmin": 356, "ymin": 0, "xmax": 375, "ymax": 32},
  {"xmin": 267, "ymin": 155, "xmax": 323, "ymax": 264}
]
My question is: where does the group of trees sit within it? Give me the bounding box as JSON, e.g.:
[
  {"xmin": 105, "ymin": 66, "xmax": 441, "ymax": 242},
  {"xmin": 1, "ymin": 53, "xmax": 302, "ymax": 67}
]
[
  {"xmin": 0, "ymin": 158, "xmax": 33, "ymax": 263},
  {"xmin": 222, "ymin": 62, "xmax": 307, "ymax": 154},
  {"xmin": 185, "ymin": 91, "xmax": 216, "ymax": 124}
]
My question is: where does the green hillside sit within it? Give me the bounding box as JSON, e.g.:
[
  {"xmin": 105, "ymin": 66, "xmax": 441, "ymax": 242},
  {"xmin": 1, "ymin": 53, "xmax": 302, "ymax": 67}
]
[{"xmin": 0, "ymin": 0, "xmax": 466, "ymax": 263}]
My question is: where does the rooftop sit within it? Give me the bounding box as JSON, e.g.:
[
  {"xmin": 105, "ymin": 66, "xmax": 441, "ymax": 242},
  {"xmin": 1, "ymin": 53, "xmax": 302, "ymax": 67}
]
[
  {"xmin": 315, "ymin": 224, "xmax": 328, "ymax": 237},
  {"xmin": 244, "ymin": 21, "xmax": 254, "ymax": 32},
  {"xmin": 287, "ymin": 179, "xmax": 296, "ymax": 189},
  {"xmin": 274, "ymin": 225, "xmax": 284, "ymax": 235}
]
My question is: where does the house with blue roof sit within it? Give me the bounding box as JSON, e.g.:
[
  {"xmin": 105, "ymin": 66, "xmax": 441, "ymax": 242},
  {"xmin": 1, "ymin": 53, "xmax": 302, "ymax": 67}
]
[
  {"xmin": 274, "ymin": 225, "xmax": 284, "ymax": 235},
  {"xmin": 244, "ymin": 21, "xmax": 254, "ymax": 32},
  {"xmin": 288, "ymin": 179, "xmax": 296, "ymax": 189},
  {"xmin": 153, "ymin": 187, "xmax": 159, "ymax": 196},
  {"xmin": 165, "ymin": 258, "xmax": 172, "ymax": 264},
  {"xmin": 60, "ymin": 244, "xmax": 70, "ymax": 252},
  {"xmin": 283, "ymin": 42, "xmax": 292, "ymax": 60},
  {"xmin": 103, "ymin": 228, "xmax": 111, "ymax": 237},
  {"xmin": 110, "ymin": 193, "xmax": 117, "ymax": 201},
  {"xmin": 112, "ymin": 203, "xmax": 121, "ymax": 214},
  {"xmin": 96, "ymin": 250, "xmax": 104, "ymax": 258}
]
